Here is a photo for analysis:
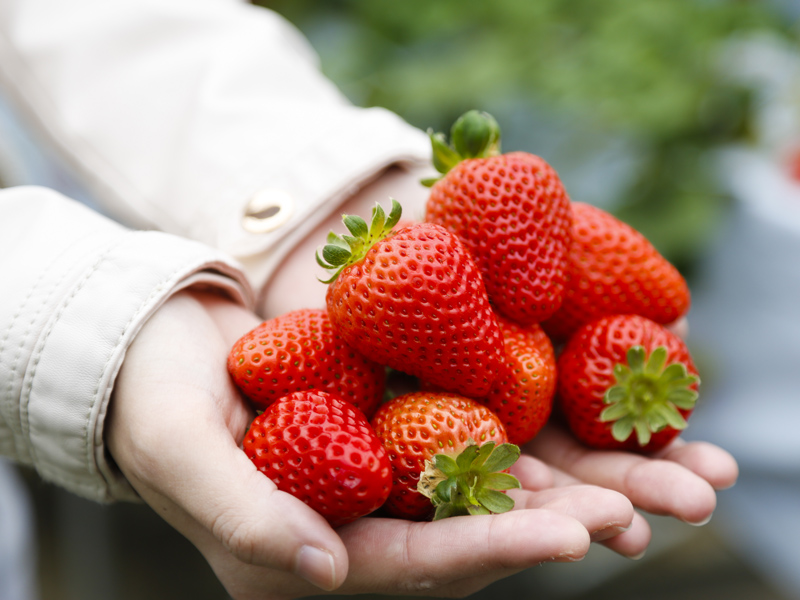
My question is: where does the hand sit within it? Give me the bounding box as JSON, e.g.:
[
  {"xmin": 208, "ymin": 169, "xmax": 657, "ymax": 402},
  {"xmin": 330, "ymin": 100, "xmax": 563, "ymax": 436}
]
[
  {"xmin": 523, "ymin": 420, "xmax": 739, "ymax": 557},
  {"xmin": 107, "ymin": 290, "xmax": 638, "ymax": 599},
  {"xmin": 520, "ymin": 313, "xmax": 738, "ymax": 557}
]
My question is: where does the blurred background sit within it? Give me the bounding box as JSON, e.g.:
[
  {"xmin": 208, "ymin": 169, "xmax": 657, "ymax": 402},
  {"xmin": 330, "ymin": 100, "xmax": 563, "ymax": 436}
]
[{"xmin": 2, "ymin": 0, "xmax": 800, "ymax": 598}]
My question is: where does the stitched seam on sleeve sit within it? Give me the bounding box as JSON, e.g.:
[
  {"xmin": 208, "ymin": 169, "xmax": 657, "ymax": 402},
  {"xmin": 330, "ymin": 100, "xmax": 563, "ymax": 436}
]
[
  {"xmin": 22, "ymin": 245, "xmax": 115, "ymax": 470},
  {"xmin": 2, "ymin": 262, "xmax": 72, "ymax": 458},
  {"xmin": 81, "ymin": 238, "xmax": 247, "ymax": 498},
  {"xmin": 78, "ymin": 231, "xmax": 236, "ymax": 493},
  {"xmin": 21, "ymin": 228, "xmax": 241, "ymax": 496},
  {"xmin": 82, "ymin": 248, "xmax": 190, "ymax": 478}
]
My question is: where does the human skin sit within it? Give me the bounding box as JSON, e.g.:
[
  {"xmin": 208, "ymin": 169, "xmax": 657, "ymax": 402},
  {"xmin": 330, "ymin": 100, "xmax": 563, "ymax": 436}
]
[
  {"xmin": 107, "ymin": 290, "xmax": 634, "ymax": 599},
  {"xmin": 107, "ymin": 166, "xmax": 737, "ymax": 599}
]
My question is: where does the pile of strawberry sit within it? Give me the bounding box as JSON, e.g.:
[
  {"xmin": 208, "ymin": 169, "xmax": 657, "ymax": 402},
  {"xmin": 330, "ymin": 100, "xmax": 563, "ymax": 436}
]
[{"xmin": 227, "ymin": 111, "xmax": 699, "ymax": 528}]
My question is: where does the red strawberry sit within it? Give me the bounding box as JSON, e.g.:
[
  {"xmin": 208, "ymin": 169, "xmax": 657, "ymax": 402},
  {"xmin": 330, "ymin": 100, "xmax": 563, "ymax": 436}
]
[
  {"xmin": 242, "ymin": 390, "xmax": 392, "ymax": 527},
  {"xmin": 370, "ymin": 391, "xmax": 519, "ymax": 521},
  {"xmin": 424, "ymin": 110, "xmax": 572, "ymax": 325},
  {"xmin": 482, "ymin": 316, "xmax": 557, "ymax": 445},
  {"xmin": 542, "ymin": 202, "xmax": 691, "ymax": 341},
  {"xmin": 557, "ymin": 314, "xmax": 700, "ymax": 453},
  {"xmin": 318, "ymin": 199, "xmax": 504, "ymax": 398},
  {"xmin": 227, "ymin": 308, "xmax": 385, "ymax": 417},
  {"xmin": 420, "ymin": 314, "xmax": 557, "ymax": 445}
]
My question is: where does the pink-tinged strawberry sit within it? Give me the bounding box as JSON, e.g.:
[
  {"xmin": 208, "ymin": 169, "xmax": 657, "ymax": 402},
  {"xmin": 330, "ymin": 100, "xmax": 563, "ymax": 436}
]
[
  {"xmin": 542, "ymin": 202, "xmax": 691, "ymax": 341},
  {"xmin": 318, "ymin": 199, "xmax": 504, "ymax": 398},
  {"xmin": 482, "ymin": 316, "xmax": 557, "ymax": 445},
  {"xmin": 557, "ymin": 314, "xmax": 700, "ymax": 453},
  {"xmin": 243, "ymin": 390, "xmax": 392, "ymax": 527},
  {"xmin": 424, "ymin": 110, "xmax": 572, "ymax": 325},
  {"xmin": 227, "ymin": 308, "xmax": 385, "ymax": 417},
  {"xmin": 370, "ymin": 391, "xmax": 519, "ymax": 521}
]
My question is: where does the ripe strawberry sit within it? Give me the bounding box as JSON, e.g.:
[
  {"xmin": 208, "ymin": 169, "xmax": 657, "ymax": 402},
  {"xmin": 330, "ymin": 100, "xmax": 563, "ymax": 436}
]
[
  {"xmin": 227, "ymin": 308, "xmax": 385, "ymax": 417},
  {"xmin": 420, "ymin": 314, "xmax": 557, "ymax": 445},
  {"xmin": 370, "ymin": 391, "xmax": 519, "ymax": 521},
  {"xmin": 557, "ymin": 314, "xmax": 700, "ymax": 453},
  {"xmin": 318, "ymin": 199, "xmax": 504, "ymax": 398},
  {"xmin": 542, "ymin": 202, "xmax": 691, "ymax": 341},
  {"xmin": 482, "ymin": 316, "xmax": 557, "ymax": 445},
  {"xmin": 424, "ymin": 110, "xmax": 572, "ymax": 325},
  {"xmin": 242, "ymin": 390, "xmax": 392, "ymax": 527}
]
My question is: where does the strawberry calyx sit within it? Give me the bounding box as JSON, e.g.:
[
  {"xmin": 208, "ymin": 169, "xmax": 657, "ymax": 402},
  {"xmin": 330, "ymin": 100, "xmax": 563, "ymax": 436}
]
[
  {"xmin": 316, "ymin": 198, "xmax": 403, "ymax": 284},
  {"xmin": 422, "ymin": 110, "xmax": 502, "ymax": 186},
  {"xmin": 600, "ymin": 346, "xmax": 700, "ymax": 447},
  {"xmin": 417, "ymin": 441, "xmax": 521, "ymax": 520}
]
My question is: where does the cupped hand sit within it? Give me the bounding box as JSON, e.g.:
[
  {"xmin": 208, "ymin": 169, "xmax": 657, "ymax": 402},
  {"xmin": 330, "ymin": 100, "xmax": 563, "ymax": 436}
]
[
  {"xmin": 107, "ymin": 289, "xmax": 637, "ymax": 600},
  {"xmin": 523, "ymin": 420, "xmax": 738, "ymax": 557},
  {"xmin": 518, "ymin": 313, "xmax": 738, "ymax": 556}
]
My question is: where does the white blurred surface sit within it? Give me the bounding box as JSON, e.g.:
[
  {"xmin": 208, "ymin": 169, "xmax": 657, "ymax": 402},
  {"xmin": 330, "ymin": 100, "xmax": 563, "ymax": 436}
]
[
  {"xmin": 687, "ymin": 147, "xmax": 800, "ymax": 599},
  {"xmin": 0, "ymin": 460, "xmax": 38, "ymax": 600}
]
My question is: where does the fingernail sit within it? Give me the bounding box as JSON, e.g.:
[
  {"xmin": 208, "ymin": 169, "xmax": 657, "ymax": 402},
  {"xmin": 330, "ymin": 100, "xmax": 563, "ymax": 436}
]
[
  {"xmin": 295, "ymin": 545, "xmax": 337, "ymax": 591},
  {"xmin": 685, "ymin": 513, "xmax": 713, "ymax": 527},
  {"xmin": 629, "ymin": 549, "xmax": 647, "ymax": 561},
  {"xmin": 544, "ymin": 551, "xmax": 586, "ymax": 564},
  {"xmin": 590, "ymin": 523, "xmax": 631, "ymax": 543}
]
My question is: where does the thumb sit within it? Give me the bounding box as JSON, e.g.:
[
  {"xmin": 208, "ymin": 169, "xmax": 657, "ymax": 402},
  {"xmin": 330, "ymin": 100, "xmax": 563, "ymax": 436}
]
[
  {"xmin": 202, "ymin": 442, "xmax": 348, "ymax": 591},
  {"xmin": 105, "ymin": 290, "xmax": 348, "ymax": 591},
  {"xmin": 120, "ymin": 418, "xmax": 349, "ymax": 592}
]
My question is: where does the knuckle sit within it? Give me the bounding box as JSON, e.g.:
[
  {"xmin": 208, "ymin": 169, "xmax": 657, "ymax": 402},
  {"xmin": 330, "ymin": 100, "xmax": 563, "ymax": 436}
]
[{"xmin": 211, "ymin": 511, "xmax": 260, "ymax": 565}]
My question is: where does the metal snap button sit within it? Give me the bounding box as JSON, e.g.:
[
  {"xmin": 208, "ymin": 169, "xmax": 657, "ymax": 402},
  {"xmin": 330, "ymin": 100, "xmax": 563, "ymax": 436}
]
[{"xmin": 242, "ymin": 189, "xmax": 294, "ymax": 233}]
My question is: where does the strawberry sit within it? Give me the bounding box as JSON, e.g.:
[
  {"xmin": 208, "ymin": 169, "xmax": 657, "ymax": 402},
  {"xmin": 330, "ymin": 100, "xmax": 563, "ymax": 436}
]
[
  {"xmin": 424, "ymin": 110, "xmax": 572, "ymax": 325},
  {"xmin": 542, "ymin": 202, "xmax": 691, "ymax": 341},
  {"xmin": 370, "ymin": 391, "xmax": 519, "ymax": 521},
  {"xmin": 242, "ymin": 390, "xmax": 392, "ymax": 527},
  {"xmin": 420, "ymin": 314, "xmax": 557, "ymax": 446},
  {"xmin": 557, "ymin": 314, "xmax": 700, "ymax": 453},
  {"xmin": 227, "ymin": 308, "xmax": 385, "ymax": 417},
  {"xmin": 481, "ymin": 316, "xmax": 557, "ymax": 445},
  {"xmin": 318, "ymin": 199, "xmax": 504, "ymax": 398}
]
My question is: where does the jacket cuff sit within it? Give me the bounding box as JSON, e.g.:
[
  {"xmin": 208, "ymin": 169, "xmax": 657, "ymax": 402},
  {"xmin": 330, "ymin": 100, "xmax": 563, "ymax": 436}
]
[
  {"xmin": 0, "ymin": 0, "xmax": 431, "ymax": 293},
  {"xmin": 0, "ymin": 186, "xmax": 253, "ymax": 502}
]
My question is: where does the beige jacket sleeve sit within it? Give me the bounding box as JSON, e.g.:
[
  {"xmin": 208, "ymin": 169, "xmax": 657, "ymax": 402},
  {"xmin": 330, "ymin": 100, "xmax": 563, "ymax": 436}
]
[
  {"xmin": 0, "ymin": 0, "xmax": 432, "ymax": 502},
  {"xmin": 0, "ymin": 0, "xmax": 431, "ymax": 293},
  {"xmin": 0, "ymin": 186, "xmax": 253, "ymax": 502}
]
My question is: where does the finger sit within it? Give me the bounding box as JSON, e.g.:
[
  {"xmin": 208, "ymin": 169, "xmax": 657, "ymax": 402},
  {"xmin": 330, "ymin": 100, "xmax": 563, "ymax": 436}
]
[
  {"xmin": 597, "ymin": 511, "xmax": 652, "ymax": 558},
  {"xmin": 666, "ymin": 316, "xmax": 689, "ymax": 339},
  {"xmin": 335, "ymin": 510, "xmax": 590, "ymax": 595},
  {"xmin": 510, "ymin": 485, "xmax": 634, "ymax": 542},
  {"xmin": 510, "ymin": 453, "xmax": 555, "ymax": 491},
  {"xmin": 108, "ymin": 294, "xmax": 349, "ymax": 589},
  {"xmin": 126, "ymin": 491, "xmax": 329, "ymax": 600},
  {"xmin": 111, "ymin": 390, "xmax": 348, "ymax": 592},
  {"xmin": 157, "ymin": 424, "xmax": 347, "ymax": 589},
  {"xmin": 658, "ymin": 439, "xmax": 739, "ymax": 491},
  {"xmin": 510, "ymin": 454, "xmax": 644, "ymax": 553},
  {"xmin": 528, "ymin": 425, "xmax": 718, "ymax": 524},
  {"xmin": 534, "ymin": 466, "xmax": 652, "ymax": 558}
]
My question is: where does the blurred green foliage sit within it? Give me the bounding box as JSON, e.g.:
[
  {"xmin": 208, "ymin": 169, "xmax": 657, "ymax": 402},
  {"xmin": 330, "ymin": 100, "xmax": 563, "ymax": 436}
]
[{"xmin": 259, "ymin": 0, "xmax": 791, "ymax": 276}]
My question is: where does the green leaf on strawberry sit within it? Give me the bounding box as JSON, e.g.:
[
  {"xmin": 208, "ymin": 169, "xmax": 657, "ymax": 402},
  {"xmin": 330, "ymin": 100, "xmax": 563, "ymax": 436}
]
[
  {"xmin": 422, "ymin": 110, "xmax": 502, "ymax": 186},
  {"xmin": 600, "ymin": 345, "xmax": 700, "ymax": 447},
  {"xmin": 424, "ymin": 112, "xmax": 572, "ymax": 325},
  {"xmin": 417, "ymin": 440, "xmax": 522, "ymax": 521},
  {"xmin": 316, "ymin": 198, "xmax": 403, "ymax": 283}
]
